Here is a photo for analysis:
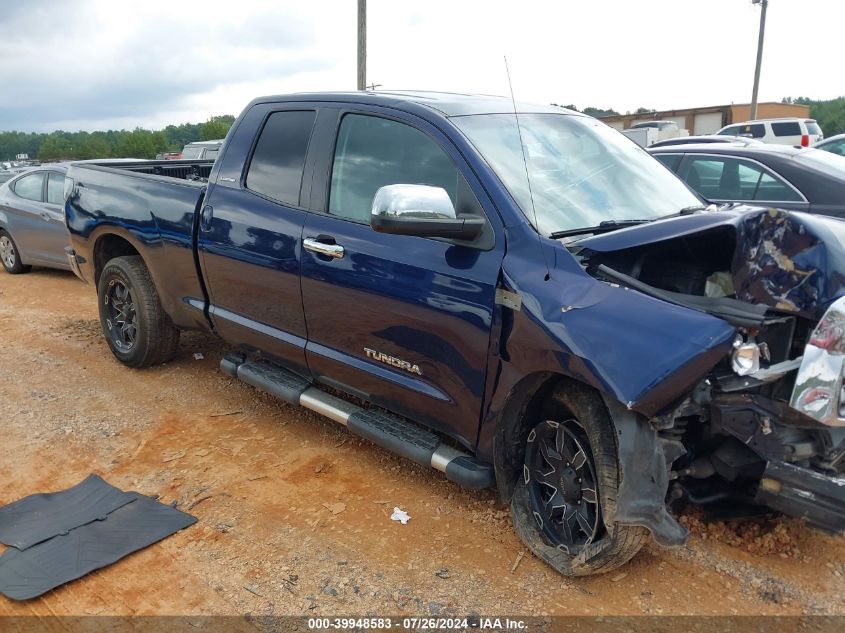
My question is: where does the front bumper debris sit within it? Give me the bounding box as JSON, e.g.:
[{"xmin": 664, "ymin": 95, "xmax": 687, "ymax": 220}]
[
  {"xmin": 755, "ymin": 460, "xmax": 845, "ymax": 534},
  {"xmin": 791, "ymin": 295, "xmax": 845, "ymax": 427}
]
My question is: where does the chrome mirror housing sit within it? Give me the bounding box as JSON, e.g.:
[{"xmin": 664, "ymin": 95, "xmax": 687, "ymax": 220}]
[
  {"xmin": 369, "ymin": 184, "xmax": 484, "ymax": 240},
  {"xmin": 371, "ymin": 184, "xmax": 457, "ymax": 220}
]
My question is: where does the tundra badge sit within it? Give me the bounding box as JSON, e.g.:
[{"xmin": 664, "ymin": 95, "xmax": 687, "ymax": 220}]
[{"xmin": 364, "ymin": 348, "xmax": 423, "ymax": 376}]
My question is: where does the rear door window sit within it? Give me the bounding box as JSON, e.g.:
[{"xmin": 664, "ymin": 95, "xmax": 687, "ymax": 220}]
[
  {"xmin": 245, "ymin": 110, "xmax": 316, "ymax": 206},
  {"xmin": 11, "ymin": 172, "xmax": 44, "ymax": 202},
  {"xmin": 805, "ymin": 121, "xmax": 822, "ymax": 136},
  {"xmin": 737, "ymin": 123, "xmax": 766, "ymax": 138},
  {"xmin": 681, "ymin": 156, "xmax": 802, "ymax": 202},
  {"xmin": 46, "ymin": 172, "xmax": 65, "ymax": 204},
  {"xmin": 771, "ymin": 121, "xmax": 801, "ymax": 137}
]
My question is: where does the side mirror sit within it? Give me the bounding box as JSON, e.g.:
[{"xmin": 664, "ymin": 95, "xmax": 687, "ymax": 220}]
[{"xmin": 370, "ymin": 184, "xmax": 484, "ymax": 240}]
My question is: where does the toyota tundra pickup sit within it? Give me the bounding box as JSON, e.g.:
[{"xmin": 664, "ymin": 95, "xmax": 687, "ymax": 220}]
[{"xmin": 64, "ymin": 92, "xmax": 845, "ymax": 576}]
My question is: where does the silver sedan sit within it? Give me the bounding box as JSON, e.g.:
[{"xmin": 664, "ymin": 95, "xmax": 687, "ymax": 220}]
[{"xmin": 0, "ymin": 166, "xmax": 72, "ymax": 274}]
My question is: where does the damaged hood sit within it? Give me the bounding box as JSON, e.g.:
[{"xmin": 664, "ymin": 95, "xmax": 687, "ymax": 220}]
[{"xmin": 575, "ymin": 206, "xmax": 845, "ymax": 320}]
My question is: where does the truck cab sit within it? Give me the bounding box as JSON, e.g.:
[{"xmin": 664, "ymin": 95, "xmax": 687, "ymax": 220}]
[{"xmin": 65, "ymin": 92, "xmax": 845, "ymax": 578}]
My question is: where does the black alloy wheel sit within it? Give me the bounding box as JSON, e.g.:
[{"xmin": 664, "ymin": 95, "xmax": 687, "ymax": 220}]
[
  {"xmin": 524, "ymin": 418, "xmax": 600, "ymax": 553},
  {"xmin": 104, "ymin": 279, "xmax": 138, "ymax": 351},
  {"xmin": 96, "ymin": 255, "xmax": 180, "ymax": 368}
]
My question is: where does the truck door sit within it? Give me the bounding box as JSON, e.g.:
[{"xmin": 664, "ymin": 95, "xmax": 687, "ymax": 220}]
[
  {"xmin": 198, "ymin": 106, "xmax": 317, "ymax": 375},
  {"xmin": 300, "ymin": 109, "xmax": 504, "ymax": 449}
]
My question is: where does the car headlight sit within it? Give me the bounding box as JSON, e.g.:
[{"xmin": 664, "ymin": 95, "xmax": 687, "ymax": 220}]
[{"xmin": 732, "ymin": 336, "xmax": 761, "ymax": 376}]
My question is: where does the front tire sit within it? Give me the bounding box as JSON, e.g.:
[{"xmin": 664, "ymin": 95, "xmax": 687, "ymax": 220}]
[
  {"xmin": 0, "ymin": 230, "xmax": 31, "ymax": 274},
  {"xmin": 510, "ymin": 382, "xmax": 648, "ymax": 576},
  {"xmin": 97, "ymin": 255, "xmax": 180, "ymax": 368}
]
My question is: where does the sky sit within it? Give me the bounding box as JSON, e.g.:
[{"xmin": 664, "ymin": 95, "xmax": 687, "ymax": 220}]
[{"xmin": 1, "ymin": 0, "xmax": 842, "ymax": 132}]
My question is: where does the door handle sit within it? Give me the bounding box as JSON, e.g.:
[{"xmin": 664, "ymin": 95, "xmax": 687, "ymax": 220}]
[
  {"xmin": 200, "ymin": 205, "xmax": 214, "ymax": 231},
  {"xmin": 303, "ymin": 237, "xmax": 345, "ymax": 259},
  {"xmin": 40, "ymin": 212, "xmax": 51, "ymax": 221}
]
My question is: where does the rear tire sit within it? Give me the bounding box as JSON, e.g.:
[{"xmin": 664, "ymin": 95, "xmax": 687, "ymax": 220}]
[
  {"xmin": 0, "ymin": 230, "xmax": 31, "ymax": 274},
  {"xmin": 510, "ymin": 381, "xmax": 648, "ymax": 576},
  {"xmin": 97, "ymin": 255, "xmax": 180, "ymax": 368}
]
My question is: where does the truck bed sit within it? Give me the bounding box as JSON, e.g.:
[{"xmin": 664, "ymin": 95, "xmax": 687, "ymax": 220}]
[
  {"xmin": 74, "ymin": 158, "xmax": 215, "ymax": 181},
  {"xmin": 65, "ymin": 159, "xmax": 215, "ymax": 331}
]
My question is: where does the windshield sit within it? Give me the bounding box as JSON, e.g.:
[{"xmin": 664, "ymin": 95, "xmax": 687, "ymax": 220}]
[
  {"xmin": 452, "ymin": 113, "xmax": 701, "ymax": 235},
  {"xmin": 181, "ymin": 146, "xmax": 204, "ymax": 159},
  {"xmin": 795, "ymin": 148, "xmax": 845, "ymax": 179}
]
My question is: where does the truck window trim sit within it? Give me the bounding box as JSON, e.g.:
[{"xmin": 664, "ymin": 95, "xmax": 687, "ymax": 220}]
[
  {"xmin": 317, "ymin": 109, "xmax": 495, "ymax": 249},
  {"xmin": 241, "ymin": 108, "xmax": 318, "ymax": 211}
]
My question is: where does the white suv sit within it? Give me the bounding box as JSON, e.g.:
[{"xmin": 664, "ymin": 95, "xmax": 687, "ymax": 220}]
[{"xmin": 716, "ymin": 118, "xmax": 823, "ymax": 147}]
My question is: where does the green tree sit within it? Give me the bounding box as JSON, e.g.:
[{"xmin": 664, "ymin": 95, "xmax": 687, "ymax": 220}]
[
  {"xmin": 38, "ymin": 133, "xmax": 73, "ymax": 160},
  {"xmin": 782, "ymin": 96, "xmax": 845, "ymax": 136},
  {"xmin": 81, "ymin": 133, "xmax": 113, "ymax": 159},
  {"xmin": 115, "ymin": 128, "xmax": 165, "ymax": 159},
  {"xmin": 0, "ymin": 113, "xmax": 233, "ymax": 161},
  {"xmin": 200, "ymin": 115, "xmax": 234, "ymax": 141},
  {"xmin": 583, "ymin": 106, "xmax": 620, "ymax": 118}
]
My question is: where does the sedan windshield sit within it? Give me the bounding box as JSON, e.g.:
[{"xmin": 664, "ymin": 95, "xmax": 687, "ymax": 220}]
[{"xmin": 452, "ymin": 113, "xmax": 702, "ymax": 235}]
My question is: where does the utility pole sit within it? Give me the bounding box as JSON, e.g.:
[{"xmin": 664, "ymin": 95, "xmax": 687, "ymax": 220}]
[
  {"xmin": 749, "ymin": 0, "xmax": 768, "ymax": 120},
  {"xmin": 357, "ymin": 0, "xmax": 366, "ymax": 91}
]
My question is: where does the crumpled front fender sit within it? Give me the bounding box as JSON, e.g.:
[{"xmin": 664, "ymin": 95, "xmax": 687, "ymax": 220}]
[
  {"xmin": 514, "ymin": 267, "xmax": 737, "ymax": 417},
  {"xmin": 603, "ymin": 397, "xmax": 689, "ymax": 547}
]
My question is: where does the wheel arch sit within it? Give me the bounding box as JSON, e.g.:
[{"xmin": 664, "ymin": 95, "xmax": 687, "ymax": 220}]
[
  {"xmin": 492, "ymin": 371, "xmax": 572, "ymax": 503},
  {"xmin": 92, "ymin": 232, "xmax": 142, "ymax": 286},
  {"xmin": 492, "ymin": 373, "xmax": 690, "ymax": 548}
]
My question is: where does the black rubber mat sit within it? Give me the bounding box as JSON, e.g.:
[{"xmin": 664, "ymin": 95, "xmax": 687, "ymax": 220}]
[
  {"xmin": 0, "ymin": 492, "xmax": 196, "ymax": 601},
  {"xmin": 0, "ymin": 474, "xmax": 135, "ymax": 550}
]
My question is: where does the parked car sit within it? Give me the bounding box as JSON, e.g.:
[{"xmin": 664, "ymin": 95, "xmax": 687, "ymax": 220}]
[
  {"xmin": 65, "ymin": 91, "xmax": 845, "ymax": 577},
  {"xmin": 814, "ymin": 133, "xmax": 845, "ymax": 156},
  {"xmin": 649, "ymin": 142, "xmax": 845, "ymax": 217},
  {"xmin": 0, "ymin": 165, "xmax": 71, "ymax": 273},
  {"xmin": 650, "ymin": 135, "xmax": 762, "ymax": 148},
  {"xmin": 180, "ymin": 140, "xmax": 224, "ymax": 160},
  {"xmin": 630, "ymin": 120, "xmax": 679, "ymax": 132},
  {"xmin": 716, "ymin": 118, "xmax": 824, "ymax": 147},
  {"xmin": 623, "ymin": 120, "xmax": 688, "ymax": 148}
]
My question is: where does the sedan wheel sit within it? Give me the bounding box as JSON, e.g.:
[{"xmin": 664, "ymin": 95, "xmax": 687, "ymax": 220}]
[{"xmin": 0, "ymin": 232, "xmax": 30, "ymax": 274}]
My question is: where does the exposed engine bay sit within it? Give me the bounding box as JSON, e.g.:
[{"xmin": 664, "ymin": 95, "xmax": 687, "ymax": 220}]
[{"xmin": 570, "ymin": 206, "xmax": 845, "ymax": 533}]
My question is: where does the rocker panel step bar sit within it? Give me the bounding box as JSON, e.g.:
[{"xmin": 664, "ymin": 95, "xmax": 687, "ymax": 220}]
[{"xmin": 220, "ymin": 354, "xmax": 494, "ymax": 489}]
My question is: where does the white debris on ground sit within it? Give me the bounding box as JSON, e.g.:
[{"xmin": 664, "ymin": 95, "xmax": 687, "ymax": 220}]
[{"xmin": 390, "ymin": 507, "xmax": 410, "ymax": 524}]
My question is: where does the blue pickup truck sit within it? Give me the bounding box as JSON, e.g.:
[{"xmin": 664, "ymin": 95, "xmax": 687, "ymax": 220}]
[{"xmin": 65, "ymin": 92, "xmax": 845, "ymax": 576}]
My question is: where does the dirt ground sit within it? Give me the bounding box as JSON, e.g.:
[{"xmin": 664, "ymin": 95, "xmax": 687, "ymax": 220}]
[{"xmin": 0, "ymin": 268, "xmax": 844, "ymax": 619}]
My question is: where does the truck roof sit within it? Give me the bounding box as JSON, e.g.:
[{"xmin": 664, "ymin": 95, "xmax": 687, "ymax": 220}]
[{"xmin": 248, "ymin": 90, "xmax": 575, "ymax": 117}]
